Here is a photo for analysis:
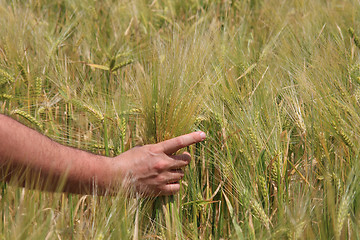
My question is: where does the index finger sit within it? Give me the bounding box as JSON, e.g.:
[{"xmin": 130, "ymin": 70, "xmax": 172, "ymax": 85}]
[{"xmin": 154, "ymin": 131, "xmax": 206, "ymax": 155}]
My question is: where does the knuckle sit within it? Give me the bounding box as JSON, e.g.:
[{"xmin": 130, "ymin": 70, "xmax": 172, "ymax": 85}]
[
  {"xmin": 153, "ymin": 160, "xmax": 169, "ymax": 171},
  {"xmin": 141, "ymin": 145, "xmax": 159, "ymax": 158},
  {"xmin": 175, "ymin": 138, "xmax": 185, "ymax": 148},
  {"xmin": 156, "ymin": 175, "xmax": 166, "ymax": 184},
  {"xmin": 148, "ymin": 144, "xmax": 161, "ymax": 153},
  {"xmin": 143, "ymin": 144, "xmax": 155, "ymax": 152}
]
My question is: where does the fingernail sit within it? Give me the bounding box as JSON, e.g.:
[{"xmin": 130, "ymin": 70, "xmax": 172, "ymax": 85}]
[{"xmin": 199, "ymin": 131, "xmax": 206, "ymax": 140}]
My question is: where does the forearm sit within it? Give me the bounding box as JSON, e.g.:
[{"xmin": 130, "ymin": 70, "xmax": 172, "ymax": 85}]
[
  {"xmin": 0, "ymin": 114, "xmax": 113, "ymax": 194},
  {"xmin": 0, "ymin": 114, "xmax": 206, "ymax": 196}
]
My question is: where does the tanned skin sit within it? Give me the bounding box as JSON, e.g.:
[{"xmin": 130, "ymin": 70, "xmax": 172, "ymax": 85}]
[{"xmin": 0, "ymin": 114, "xmax": 206, "ymax": 196}]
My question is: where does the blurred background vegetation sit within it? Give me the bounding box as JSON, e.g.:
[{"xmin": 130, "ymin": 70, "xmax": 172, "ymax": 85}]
[{"xmin": 1, "ymin": 0, "xmax": 360, "ymax": 239}]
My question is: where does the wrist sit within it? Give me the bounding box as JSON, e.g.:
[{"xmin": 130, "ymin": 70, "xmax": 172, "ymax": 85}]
[
  {"xmin": 60, "ymin": 149, "xmax": 116, "ymax": 194},
  {"xmin": 90, "ymin": 155, "xmax": 124, "ymax": 192}
]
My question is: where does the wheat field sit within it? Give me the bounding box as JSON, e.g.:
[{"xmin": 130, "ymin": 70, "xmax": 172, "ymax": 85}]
[{"xmin": 1, "ymin": 0, "xmax": 360, "ymax": 239}]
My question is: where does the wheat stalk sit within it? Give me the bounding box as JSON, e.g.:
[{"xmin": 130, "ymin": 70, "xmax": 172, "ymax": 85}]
[
  {"xmin": 17, "ymin": 61, "xmax": 27, "ymax": 82},
  {"xmin": 335, "ymin": 195, "xmax": 350, "ymax": 240}
]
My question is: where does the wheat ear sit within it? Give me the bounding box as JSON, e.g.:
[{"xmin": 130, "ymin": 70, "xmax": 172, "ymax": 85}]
[{"xmin": 12, "ymin": 109, "xmax": 43, "ymax": 130}]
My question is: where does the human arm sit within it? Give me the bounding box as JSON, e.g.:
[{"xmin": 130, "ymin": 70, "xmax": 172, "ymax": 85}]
[{"xmin": 0, "ymin": 114, "xmax": 206, "ymax": 196}]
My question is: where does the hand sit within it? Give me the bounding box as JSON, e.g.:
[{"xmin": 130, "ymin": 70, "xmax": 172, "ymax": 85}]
[{"xmin": 111, "ymin": 131, "xmax": 206, "ymax": 196}]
